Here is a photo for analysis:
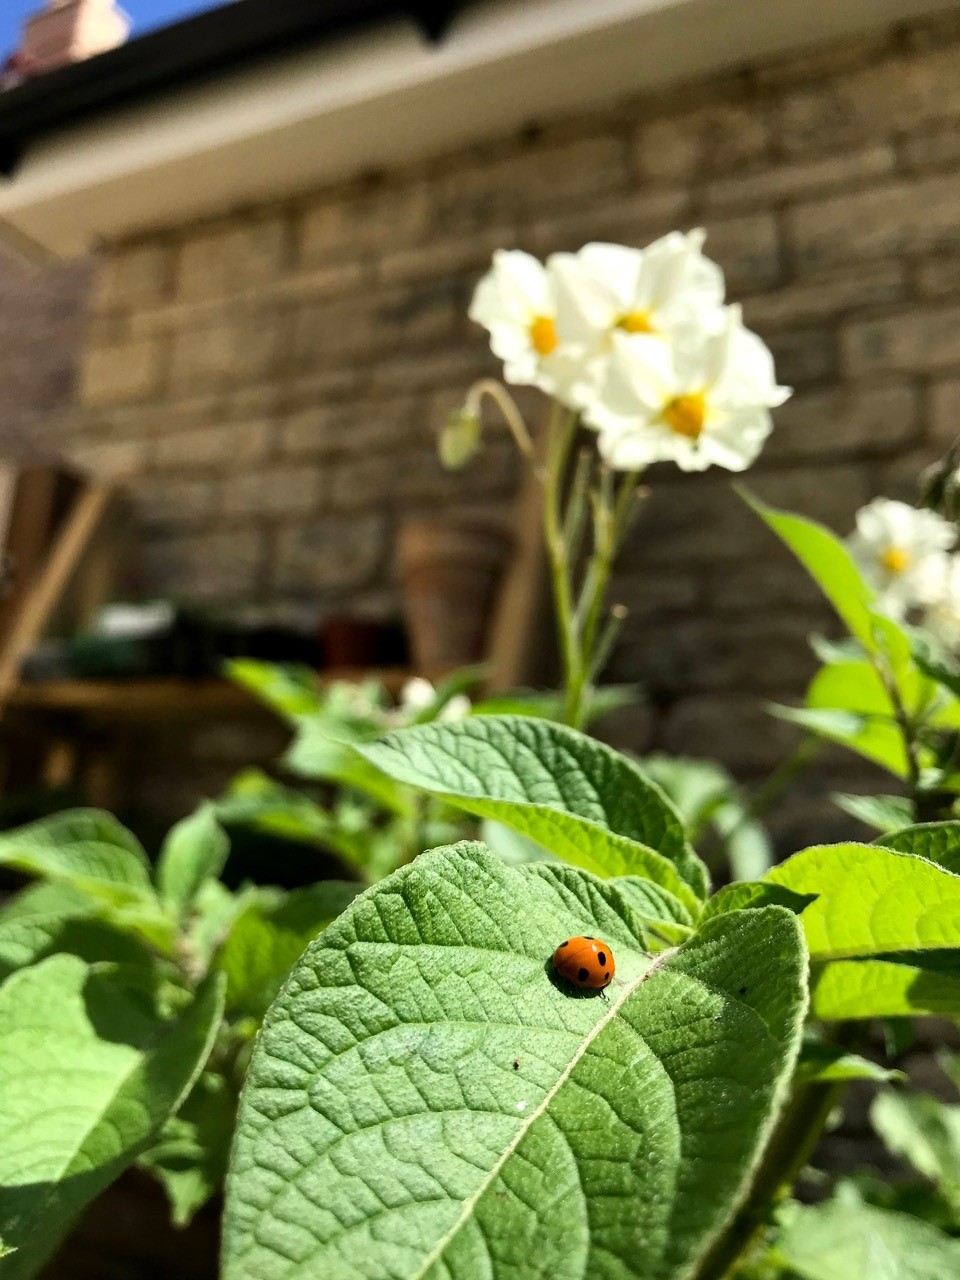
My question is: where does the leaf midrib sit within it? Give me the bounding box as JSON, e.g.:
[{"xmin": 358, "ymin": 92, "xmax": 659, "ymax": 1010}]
[{"xmin": 407, "ymin": 947, "xmax": 676, "ymax": 1280}]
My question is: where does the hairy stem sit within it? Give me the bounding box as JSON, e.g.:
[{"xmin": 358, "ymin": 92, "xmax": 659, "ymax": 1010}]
[{"xmin": 694, "ymin": 1078, "xmax": 845, "ymax": 1280}]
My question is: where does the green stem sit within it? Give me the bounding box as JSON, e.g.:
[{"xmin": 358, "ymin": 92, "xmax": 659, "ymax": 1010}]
[
  {"xmin": 542, "ymin": 404, "xmax": 582, "ymax": 726},
  {"xmin": 694, "ymin": 1078, "xmax": 845, "ymax": 1280}
]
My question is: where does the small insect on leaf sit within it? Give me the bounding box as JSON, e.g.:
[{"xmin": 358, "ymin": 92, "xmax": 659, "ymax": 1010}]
[{"xmin": 552, "ymin": 936, "xmax": 616, "ymax": 991}]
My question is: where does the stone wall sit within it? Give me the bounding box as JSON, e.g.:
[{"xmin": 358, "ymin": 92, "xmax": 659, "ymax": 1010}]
[
  {"xmin": 0, "ymin": 244, "xmax": 91, "ymax": 450},
  {"xmin": 53, "ymin": 11, "xmax": 960, "ymax": 838}
]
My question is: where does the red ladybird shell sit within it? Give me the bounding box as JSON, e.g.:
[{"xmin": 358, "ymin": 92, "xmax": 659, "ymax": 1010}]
[{"xmin": 552, "ymin": 936, "xmax": 615, "ymax": 989}]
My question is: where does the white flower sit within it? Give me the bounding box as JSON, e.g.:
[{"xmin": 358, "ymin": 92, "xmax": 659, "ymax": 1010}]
[
  {"xmin": 918, "ymin": 555, "xmax": 960, "ymax": 650},
  {"xmin": 583, "ymin": 305, "xmax": 791, "ymax": 472},
  {"xmin": 551, "ymin": 230, "xmax": 724, "ymax": 345},
  {"xmin": 468, "ymin": 249, "xmax": 584, "ymax": 406},
  {"xmin": 397, "ymin": 677, "xmax": 471, "ymax": 724},
  {"xmin": 847, "ymin": 498, "xmax": 956, "ymax": 618}
]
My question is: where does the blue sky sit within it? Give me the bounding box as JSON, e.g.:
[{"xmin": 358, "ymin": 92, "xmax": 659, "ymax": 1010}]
[{"xmin": 2, "ymin": 0, "xmax": 225, "ymax": 58}]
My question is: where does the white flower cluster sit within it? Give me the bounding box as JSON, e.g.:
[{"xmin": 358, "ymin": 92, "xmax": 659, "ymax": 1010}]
[
  {"xmin": 469, "ymin": 231, "xmax": 791, "ymax": 473},
  {"xmin": 847, "ymin": 497, "xmax": 960, "ymax": 648}
]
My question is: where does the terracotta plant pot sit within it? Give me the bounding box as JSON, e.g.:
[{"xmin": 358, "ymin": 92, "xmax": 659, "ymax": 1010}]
[{"xmin": 397, "ymin": 517, "xmax": 514, "ymax": 681}]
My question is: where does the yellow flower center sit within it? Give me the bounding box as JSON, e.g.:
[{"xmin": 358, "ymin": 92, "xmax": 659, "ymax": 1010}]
[
  {"xmin": 530, "ymin": 315, "xmax": 558, "ymax": 356},
  {"xmin": 881, "ymin": 546, "xmax": 911, "ymax": 575},
  {"xmin": 662, "ymin": 393, "xmax": 707, "ymax": 440},
  {"xmin": 617, "ymin": 310, "xmax": 655, "ymax": 334}
]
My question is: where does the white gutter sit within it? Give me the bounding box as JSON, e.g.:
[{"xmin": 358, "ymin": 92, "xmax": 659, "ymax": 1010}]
[{"xmin": 0, "ymin": 0, "xmax": 950, "ymax": 259}]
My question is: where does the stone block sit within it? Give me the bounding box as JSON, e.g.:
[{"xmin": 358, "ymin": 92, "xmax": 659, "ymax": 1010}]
[
  {"xmin": 435, "ymin": 135, "xmax": 628, "ymax": 231},
  {"xmin": 221, "ymin": 465, "xmax": 322, "ymax": 519},
  {"xmin": 175, "ymin": 215, "xmax": 289, "ymax": 301},
  {"xmin": 842, "ymin": 305, "xmax": 960, "ymax": 377},
  {"xmin": 701, "ymin": 213, "xmax": 782, "ymax": 293},
  {"xmin": 765, "ymin": 384, "xmax": 919, "ymax": 460},
  {"xmin": 775, "ymin": 44, "xmax": 960, "ymax": 154},
  {"xmin": 929, "ymin": 379, "xmax": 960, "ymax": 447},
  {"xmin": 281, "ymin": 398, "xmax": 424, "ymax": 459},
  {"xmin": 168, "ymin": 312, "xmax": 289, "ymax": 393},
  {"xmin": 80, "ymin": 337, "xmax": 162, "ymax": 406},
  {"xmin": 742, "ymin": 263, "xmax": 905, "ymax": 331},
  {"xmin": 528, "ymin": 188, "xmax": 692, "ymax": 257},
  {"xmin": 661, "ymin": 692, "xmax": 803, "ymax": 774},
  {"xmin": 273, "ymin": 513, "xmax": 387, "ymax": 595},
  {"xmin": 154, "ymin": 420, "xmax": 274, "ymax": 470},
  {"xmin": 293, "ymin": 280, "xmax": 463, "ymax": 368},
  {"xmin": 634, "ymin": 100, "xmax": 770, "ymax": 183},
  {"xmin": 787, "ymin": 173, "xmax": 960, "ymax": 272},
  {"xmin": 765, "ymin": 329, "xmax": 839, "ymax": 388},
  {"xmin": 134, "ymin": 475, "xmax": 219, "ymax": 529},
  {"xmin": 94, "ymin": 242, "xmax": 172, "ymax": 314},
  {"xmin": 299, "ymin": 181, "xmax": 432, "ymax": 264},
  {"xmin": 704, "ymin": 145, "xmax": 895, "ymax": 213},
  {"xmin": 142, "ymin": 528, "xmax": 263, "ymax": 601},
  {"xmin": 900, "ymin": 123, "xmax": 960, "ymax": 173}
]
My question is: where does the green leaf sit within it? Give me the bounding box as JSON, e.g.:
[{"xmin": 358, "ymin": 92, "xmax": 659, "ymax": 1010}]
[
  {"xmin": 0, "ymin": 882, "xmax": 156, "ymax": 982},
  {"xmin": 156, "ymin": 803, "xmax": 230, "ymax": 917},
  {"xmin": 795, "ymin": 1040, "xmax": 904, "ymax": 1085},
  {"xmin": 139, "ymin": 1071, "xmax": 237, "ymax": 1227},
  {"xmin": 217, "ymin": 769, "xmax": 377, "ymax": 875},
  {"xmin": 811, "ymin": 959, "xmax": 960, "ymax": 1019},
  {"xmin": 773, "ymin": 1196, "xmax": 960, "ymax": 1279},
  {"xmin": 284, "ymin": 723, "xmax": 414, "ymax": 818},
  {"xmin": 0, "ymin": 809, "xmax": 151, "ymax": 900},
  {"xmin": 767, "ymin": 842, "xmax": 960, "ymax": 961},
  {"xmin": 877, "ymin": 822, "xmax": 960, "ymax": 874},
  {"xmin": 701, "ymin": 881, "xmax": 816, "ymax": 923},
  {"xmin": 871, "ymin": 1091, "xmax": 960, "ymax": 1209},
  {"xmin": 833, "ymin": 793, "xmax": 913, "ymax": 834},
  {"xmin": 225, "ymin": 659, "xmax": 325, "ymax": 722},
  {"xmin": 0, "ymin": 956, "xmax": 224, "ymax": 1278},
  {"xmin": 772, "ymin": 704, "xmax": 909, "ymax": 777},
  {"xmin": 0, "ymin": 810, "xmax": 174, "ymax": 952},
  {"xmin": 524, "ymin": 863, "xmax": 692, "ymax": 943},
  {"xmin": 216, "ymin": 881, "xmax": 361, "ymax": 1017},
  {"xmin": 223, "ymin": 842, "xmax": 806, "ymax": 1280},
  {"xmin": 481, "ymin": 819, "xmax": 556, "ymax": 866},
  {"xmin": 741, "ymin": 490, "xmax": 877, "ymax": 648},
  {"xmin": 359, "ymin": 715, "xmax": 708, "ymax": 903}
]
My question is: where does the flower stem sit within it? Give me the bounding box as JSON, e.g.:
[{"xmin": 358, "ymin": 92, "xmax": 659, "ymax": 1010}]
[
  {"xmin": 464, "ymin": 379, "xmax": 537, "ymax": 464},
  {"xmin": 542, "ymin": 404, "xmax": 583, "ymax": 725}
]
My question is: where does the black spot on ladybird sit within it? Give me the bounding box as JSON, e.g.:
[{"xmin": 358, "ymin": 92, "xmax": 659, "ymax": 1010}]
[
  {"xmin": 597, "ymin": 951, "xmax": 607, "ymax": 966},
  {"xmin": 578, "ymin": 967, "xmax": 589, "ymax": 982},
  {"xmin": 604, "ymin": 971, "xmax": 610, "ymax": 981},
  {"xmin": 558, "ymin": 939, "xmax": 569, "ymax": 947}
]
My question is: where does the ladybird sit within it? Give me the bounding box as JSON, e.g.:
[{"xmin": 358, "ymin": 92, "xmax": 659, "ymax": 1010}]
[{"xmin": 552, "ymin": 935, "xmax": 615, "ymax": 990}]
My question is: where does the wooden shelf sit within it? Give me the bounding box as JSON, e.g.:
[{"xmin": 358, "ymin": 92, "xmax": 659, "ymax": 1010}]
[{"xmin": 8, "ymin": 669, "xmax": 413, "ymax": 723}]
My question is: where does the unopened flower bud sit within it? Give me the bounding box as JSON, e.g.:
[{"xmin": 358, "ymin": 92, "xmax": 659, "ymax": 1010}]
[{"xmin": 439, "ymin": 407, "xmax": 483, "ymax": 470}]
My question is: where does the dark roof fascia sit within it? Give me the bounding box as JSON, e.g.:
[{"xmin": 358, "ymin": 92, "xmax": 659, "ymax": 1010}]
[{"xmin": 0, "ymin": 0, "xmax": 464, "ymax": 174}]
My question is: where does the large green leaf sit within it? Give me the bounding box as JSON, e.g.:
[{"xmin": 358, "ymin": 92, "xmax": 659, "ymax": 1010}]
[
  {"xmin": 285, "ymin": 723, "xmax": 414, "ymax": 818},
  {"xmin": 767, "ymin": 843, "xmax": 960, "ymax": 961},
  {"xmin": 871, "ymin": 1091, "xmax": 960, "ymax": 1211},
  {"xmin": 832, "ymin": 794, "xmax": 913, "ymax": 835},
  {"xmin": 878, "ymin": 823, "xmax": 960, "ymax": 875},
  {"xmin": 217, "ymin": 768, "xmax": 378, "ymax": 874},
  {"xmin": 0, "ymin": 883, "xmax": 153, "ymax": 982},
  {"xmin": 138, "ymin": 1071, "xmax": 237, "ymax": 1227},
  {"xmin": 794, "ymin": 1040, "xmax": 903, "ymax": 1086},
  {"xmin": 0, "ymin": 956, "xmax": 224, "ymax": 1278},
  {"xmin": 742, "ymin": 491, "xmax": 876, "ymax": 648},
  {"xmin": 811, "ymin": 959, "xmax": 960, "ymax": 1019},
  {"xmin": 359, "ymin": 716, "xmax": 708, "ymax": 903},
  {"xmin": 215, "ymin": 881, "xmax": 361, "ymax": 1017},
  {"xmin": 156, "ymin": 803, "xmax": 230, "ymax": 917},
  {"xmin": 773, "ymin": 1195, "xmax": 960, "ymax": 1279},
  {"xmin": 0, "ymin": 810, "xmax": 151, "ymax": 899},
  {"xmin": 226, "ymin": 659, "xmax": 326, "ymax": 722},
  {"xmin": 0, "ymin": 811, "xmax": 173, "ymax": 952},
  {"xmin": 223, "ymin": 843, "xmax": 806, "ymax": 1280}
]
